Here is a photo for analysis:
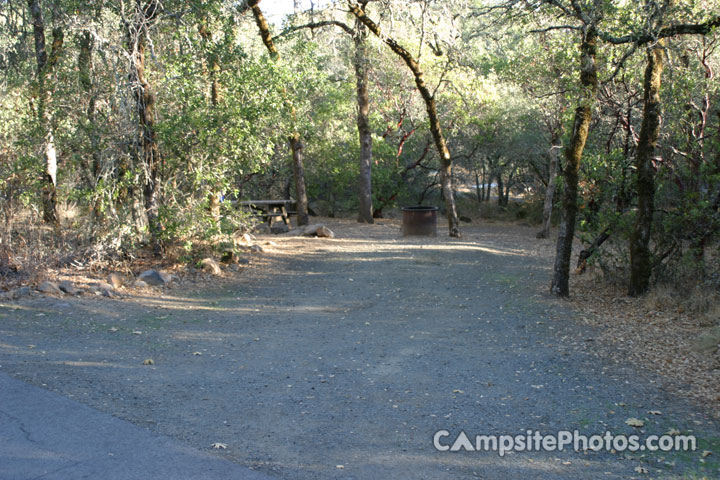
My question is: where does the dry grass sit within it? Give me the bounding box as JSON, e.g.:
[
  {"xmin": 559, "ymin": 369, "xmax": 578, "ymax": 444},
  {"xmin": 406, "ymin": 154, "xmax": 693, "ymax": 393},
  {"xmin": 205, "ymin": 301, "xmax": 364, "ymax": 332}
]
[{"xmin": 569, "ymin": 267, "xmax": 720, "ymax": 417}]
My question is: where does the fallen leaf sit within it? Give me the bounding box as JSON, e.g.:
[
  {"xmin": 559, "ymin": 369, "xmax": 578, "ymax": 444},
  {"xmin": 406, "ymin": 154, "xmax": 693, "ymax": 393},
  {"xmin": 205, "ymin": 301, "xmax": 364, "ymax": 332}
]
[
  {"xmin": 109, "ymin": 327, "xmax": 118, "ymax": 332},
  {"xmin": 647, "ymin": 410, "xmax": 662, "ymax": 415},
  {"xmin": 625, "ymin": 418, "xmax": 645, "ymax": 428},
  {"xmin": 211, "ymin": 443, "xmax": 228, "ymax": 449},
  {"xmin": 702, "ymin": 450, "xmax": 712, "ymax": 457},
  {"xmin": 336, "ymin": 465, "xmax": 344, "ymax": 469},
  {"xmin": 193, "ymin": 351, "xmax": 202, "ymax": 356},
  {"xmin": 143, "ymin": 358, "xmax": 154, "ymax": 365},
  {"xmin": 634, "ymin": 466, "xmax": 648, "ymax": 474},
  {"xmin": 667, "ymin": 428, "xmax": 681, "ymax": 436},
  {"xmin": 132, "ymin": 330, "xmax": 142, "ymax": 335},
  {"xmin": 452, "ymin": 389, "xmax": 465, "ymax": 394}
]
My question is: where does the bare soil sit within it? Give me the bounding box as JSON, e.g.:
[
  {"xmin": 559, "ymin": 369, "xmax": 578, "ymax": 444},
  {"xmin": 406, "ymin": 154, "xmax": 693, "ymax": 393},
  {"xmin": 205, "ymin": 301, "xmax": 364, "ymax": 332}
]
[{"xmin": 1, "ymin": 218, "xmax": 718, "ymax": 479}]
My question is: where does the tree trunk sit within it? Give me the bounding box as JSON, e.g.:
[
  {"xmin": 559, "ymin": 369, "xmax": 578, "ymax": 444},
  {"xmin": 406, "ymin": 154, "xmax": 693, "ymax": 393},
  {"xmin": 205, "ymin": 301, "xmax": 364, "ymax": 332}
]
[
  {"xmin": 496, "ymin": 173, "xmax": 505, "ymax": 206},
  {"xmin": 475, "ymin": 171, "xmax": 482, "ymax": 203},
  {"xmin": 127, "ymin": 0, "xmax": 162, "ymax": 252},
  {"xmin": 248, "ymin": 0, "xmax": 278, "ymax": 58},
  {"xmin": 348, "ymin": 2, "xmax": 460, "ymax": 237},
  {"xmin": 629, "ymin": 41, "xmax": 665, "ymax": 296},
  {"xmin": 551, "ymin": 26, "xmax": 598, "ymax": 297},
  {"xmin": 354, "ymin": 20, "xmax": 374, "ymax": 224},
  {"xmin": 28, "ymin": 0, "xmax": 62, "ymax": 227},
  {"xmin": 78, "ymin": 30, "xmax": 104, "ymax": 223},
  {"xmin": 289, "ymin": 133, "xmax": 309, "ymax": 226},
  {"xmin": 537, "ymin": 135, "xmax": 561, "ymax": 239}
]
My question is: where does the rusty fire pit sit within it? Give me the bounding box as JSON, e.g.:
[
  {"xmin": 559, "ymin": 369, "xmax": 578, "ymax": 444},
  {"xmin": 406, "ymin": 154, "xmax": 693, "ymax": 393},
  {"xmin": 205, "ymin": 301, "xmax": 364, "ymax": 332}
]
[{"xmin": 402, "ymin": 205, "xmax": 439, "ymax": 236}]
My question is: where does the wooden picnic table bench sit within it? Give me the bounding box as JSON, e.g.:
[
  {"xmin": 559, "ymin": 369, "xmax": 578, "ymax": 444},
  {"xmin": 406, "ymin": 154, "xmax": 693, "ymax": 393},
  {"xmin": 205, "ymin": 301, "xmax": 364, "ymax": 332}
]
[{"xmin": 239, "ymin": 200, "xmax": 296, "ymax": 226}]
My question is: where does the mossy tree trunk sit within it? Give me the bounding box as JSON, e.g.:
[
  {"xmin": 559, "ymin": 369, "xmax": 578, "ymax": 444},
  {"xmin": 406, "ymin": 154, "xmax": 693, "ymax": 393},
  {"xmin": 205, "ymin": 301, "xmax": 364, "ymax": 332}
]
[
  {"xmin": 550, "ymin": 26, "xmax": 598, "ymax": 297},
  {"xmin": 126, "ymin": 0, "xmax": 162, "ymax": 252},
  {"xmin": 629, "ymin": 40, "xmax": 665, "ymax": 296},
  {"xmin": 348, "ymin": 1, "xmax": 461, "ymax": 237},
  {"xmin": 354, "ymin": 17, "xmax": 374, "ymax": 224}
]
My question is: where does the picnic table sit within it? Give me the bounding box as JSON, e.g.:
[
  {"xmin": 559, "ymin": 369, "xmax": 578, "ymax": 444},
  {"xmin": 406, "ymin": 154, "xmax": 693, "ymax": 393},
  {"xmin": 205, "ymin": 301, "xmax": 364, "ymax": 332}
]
[{"xmin": 239, "ymin": 200, "xmax": 295, "ymax": 226}]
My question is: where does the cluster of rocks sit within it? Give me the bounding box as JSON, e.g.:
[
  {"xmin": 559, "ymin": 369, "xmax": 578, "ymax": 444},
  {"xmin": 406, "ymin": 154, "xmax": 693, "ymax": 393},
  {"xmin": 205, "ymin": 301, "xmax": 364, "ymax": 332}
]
[{"xmin": 2, "ymin": 223, "xmax": 334, "ymax": 303}]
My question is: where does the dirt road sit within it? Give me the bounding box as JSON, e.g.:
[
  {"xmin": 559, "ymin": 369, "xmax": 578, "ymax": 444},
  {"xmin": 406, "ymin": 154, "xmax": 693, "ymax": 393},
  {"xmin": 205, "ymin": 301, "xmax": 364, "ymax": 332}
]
[{"xmin": 1, "ymin": 220, "xmax": 717, "ymax": 479}]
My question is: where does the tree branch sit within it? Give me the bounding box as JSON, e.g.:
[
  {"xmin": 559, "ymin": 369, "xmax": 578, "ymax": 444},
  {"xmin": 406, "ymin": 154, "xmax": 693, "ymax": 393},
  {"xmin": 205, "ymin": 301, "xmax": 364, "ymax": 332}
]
[
  {"xmin": 273, "ymin": 20, "xmax": 354, "ymax": 42},
  {"xmin": 600, "ymin": 16, "xmax": 720, "ymax": 45}
]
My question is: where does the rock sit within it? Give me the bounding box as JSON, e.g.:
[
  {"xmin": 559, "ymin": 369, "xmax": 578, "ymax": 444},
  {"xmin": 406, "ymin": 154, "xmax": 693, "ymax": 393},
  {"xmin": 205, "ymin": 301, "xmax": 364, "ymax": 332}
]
[
  {"xmin": 102, "ymin": 289, "xmax": 119, "ymax": 298},
  {"xmin": 691, "ymin": 326, "xmax": 720, "ymax": 354},
  {"xmin": 138, "ymin": 269, "xmax": 171, "ymax": 286},
  {"xmin": 303, "ymin": 224, "xmax": 335, "ymax": 238},
  {"xmin": 302, "ymin": 224, "xmax": 323, "ymax": 236},
  {"xmin": 460, "ymin": 215, "xmax": 472, "ymax": 223},
  {"xmin": 59, "ymin": 280, "xmax": 81, "ymax": 295},
  {"xmin": 287, "ymin": 228, "xmax": 305, "ymax": 236},
  {"xmin": 236, "ymin": 257, "xmax": 251, "ymax": 266},
  {"xmin": 37, "ymin": 281, "xmax": 63, "ymax": 295},
  {"xmin": 200, "ymin": 258, "xmax": 222, "ymax": 275},
  {"xmin": 107, "ymin": 273, "xmax": 124, "ymax": 288},
  {"xmin": 134, "ymin": 279, "xmax": 150, "ymax": 288},
  {"xmin": 16, "ymin": 286, "xmax": 31, "ymax": 297},
  {"xmin": 316, "ymin": 226, "xmax": 335, "ymax": 238},
  {"xmin": 249, "ymin": 245, "xmax": 264, "ymax": 253},
  {"xmin": 253, "ymin": 224, "xmax": 271, "ymax": 235},
  {"xmin": 234, "ymin": 232, "xmax": 256, "ymax": 245},
  {"xmin": 0, "ymin": 287, "xmax": 31, "ymax": 300},
  {"xmin": 91, "ymin": 282, "xmax": 115, "ymax": 294},
  {"xmin": 270, "ymin": 224, "xmax": 289, "ymax": 234}
]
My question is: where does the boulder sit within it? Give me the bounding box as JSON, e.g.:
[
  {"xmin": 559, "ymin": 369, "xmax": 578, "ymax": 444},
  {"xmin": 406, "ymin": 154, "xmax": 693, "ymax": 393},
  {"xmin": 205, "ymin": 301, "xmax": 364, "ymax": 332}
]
[
  {"xmin": 15, "ymin": 286, "xmax": 31, "ymax": 298},
  {"xmin": 91, "ymin": 282, "xmax": 115, "ymax": 294},
  {"xmin": 59, "ymin": 280, "xmax": 81, "ymax": 295},
  {"xmin": 302, "ymin": 224, "xmax": 323, "ymax": 236},
  {"xmin": 302, "ymin": 224, "xmax": 335, "ymax": 238},
  {"xmin": 249, "ymin": 245, "xmax": 264, "ymax": 253},
  {"xmin": 107, "ymin": 273, "xmax": 125, "ymax": 288},
  {"xmin": 137, "ymin": 269, "xmax": 171, "ymax": 286},
  {"xmin": 234, "ymin": 232, "xmax": 256, "ymax": 245},
  {"xmin": 316, "ymin": 226, "xmax": 335, "ymax": 238},
  {"xmin": 200, "ymin": 258, "xmax": 222, "ymax": 275},
  {"xmin": 286, "ymin": 227, "xmax": 305, "ymax": 236},
  {"xmin": 37, "ymin": 281, "xmax": 63, "ymax": 295},
  {"xmin": 1, "ymin": 286, "xmax": 31, "ymax": 300}
]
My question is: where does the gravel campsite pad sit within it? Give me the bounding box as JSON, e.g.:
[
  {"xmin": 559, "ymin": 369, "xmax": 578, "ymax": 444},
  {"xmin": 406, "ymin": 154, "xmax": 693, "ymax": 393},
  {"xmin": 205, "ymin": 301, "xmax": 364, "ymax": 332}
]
[{"xmin": 1, "ymin": 219, "xmax": 718, "ymax": 479}]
